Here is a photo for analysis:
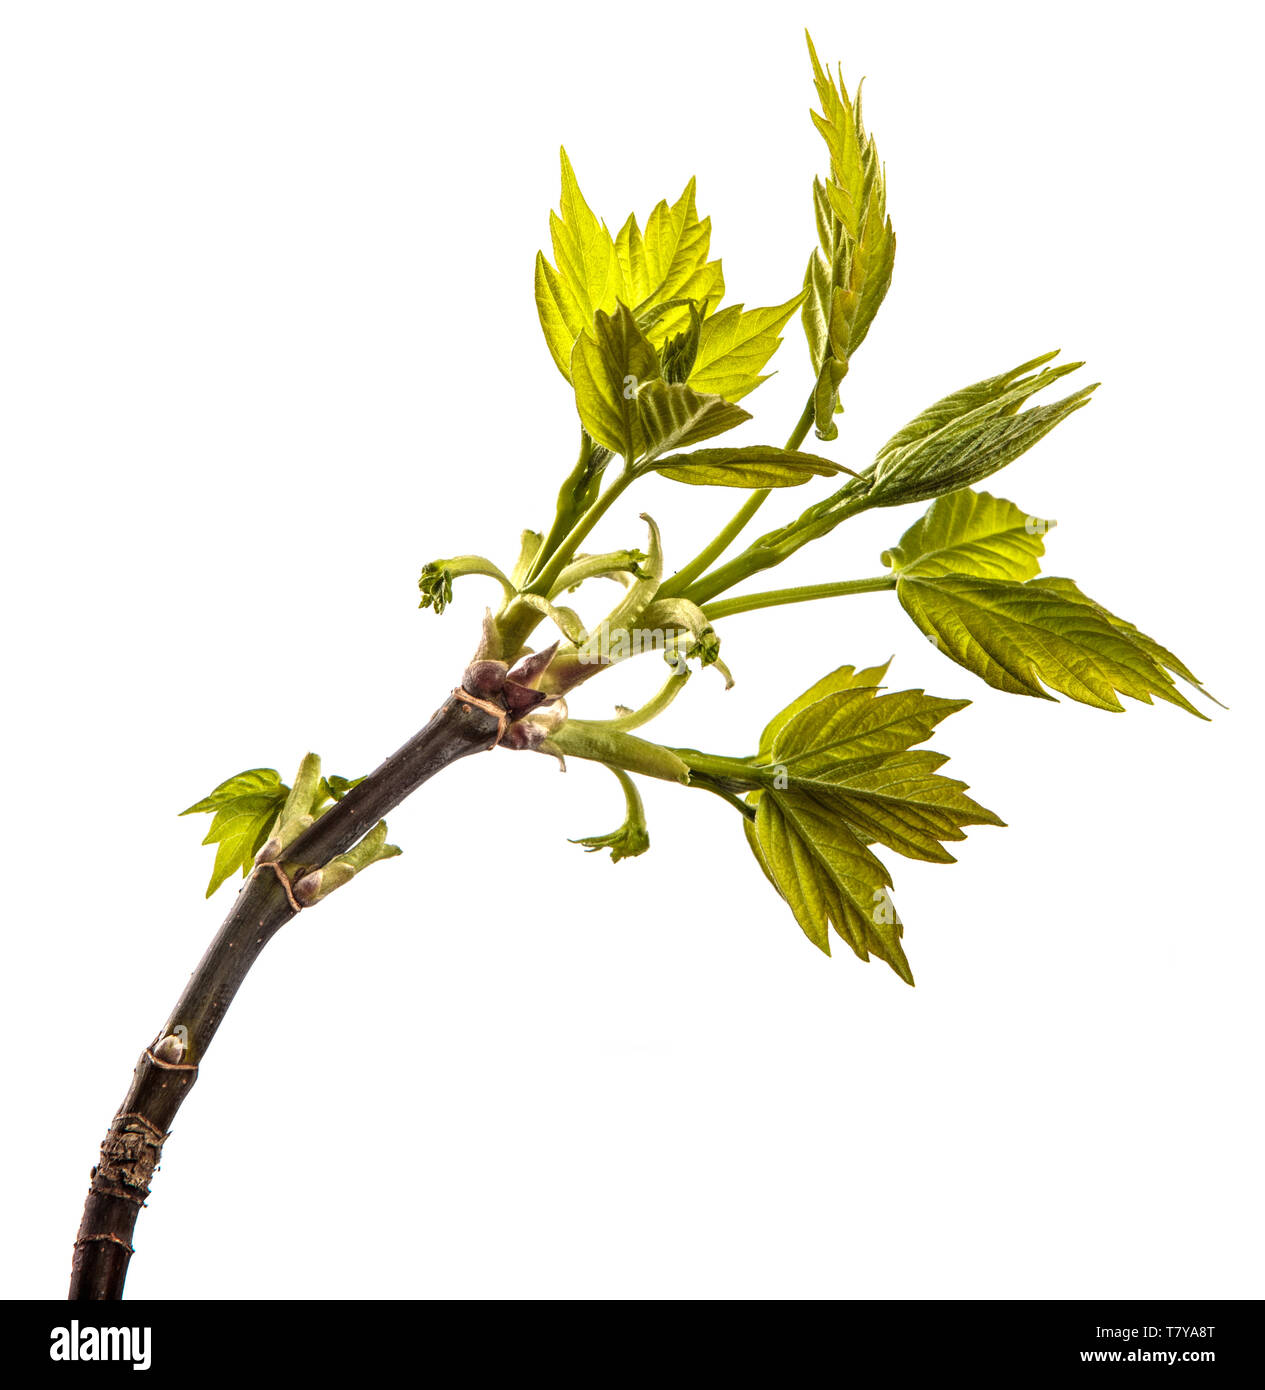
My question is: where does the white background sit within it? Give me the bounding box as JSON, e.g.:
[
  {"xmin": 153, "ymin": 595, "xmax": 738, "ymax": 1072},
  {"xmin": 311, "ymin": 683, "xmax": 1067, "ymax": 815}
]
[{"xmin": 1, "ymin": 1, "xmax": 1260, "ymax": 1300}]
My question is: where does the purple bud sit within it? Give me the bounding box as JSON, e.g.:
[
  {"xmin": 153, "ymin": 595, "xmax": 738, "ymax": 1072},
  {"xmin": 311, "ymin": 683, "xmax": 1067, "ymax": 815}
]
[
  {"xmin": 503, "ymin": 681, "xmax": 550, "ymax": 714},
  {"xmin": 500, "ymin": 720, "xmax": 547, "ymax": 752},
  {"xmin": 508, "ymin": 641, "xmax": 559, "ymax": 689},
  {"xmin": 293, "ymin": 870, "xmax": 324, "ymax": 906},
  {"xmin": 463, "ymin": 659, "xmax": 508, "ymax": 698}
]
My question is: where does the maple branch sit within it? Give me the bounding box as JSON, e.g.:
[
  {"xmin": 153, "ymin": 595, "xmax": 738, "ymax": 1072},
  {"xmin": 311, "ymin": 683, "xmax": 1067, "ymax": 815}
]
[{"xmin": 69, "ymin": 691, "xmax": 503, "ymax": 1300}]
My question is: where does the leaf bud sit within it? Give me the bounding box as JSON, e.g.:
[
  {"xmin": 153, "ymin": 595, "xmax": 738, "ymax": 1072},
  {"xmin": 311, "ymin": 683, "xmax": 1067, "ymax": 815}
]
[{"xmin": 463, "ymin": 659, "xmax": 508, "ymax": 698}]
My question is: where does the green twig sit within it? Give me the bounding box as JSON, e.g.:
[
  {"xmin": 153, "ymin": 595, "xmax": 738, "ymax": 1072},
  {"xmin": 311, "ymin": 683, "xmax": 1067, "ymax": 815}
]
[
  {"xmin": 659, "ymin": 393, "xmax": 818, "ymax": 600},
  {"xmin": 703, "ymin": 574, "xmax": 896, "ymax": 621}
]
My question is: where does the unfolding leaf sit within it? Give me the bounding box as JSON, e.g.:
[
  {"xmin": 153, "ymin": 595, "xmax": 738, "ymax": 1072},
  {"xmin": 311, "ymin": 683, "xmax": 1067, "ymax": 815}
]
[
  {"xmin": 551, "ymin": 548, "xmax": 646, "ymax": 597},
  {"xmin": 806, "ymin": 176, "xmax": 894, "ymax": 391},
  {"xmin": 417, "ymin": 562, "xmax": 454, "ymax": 615},
  {"xmin": 867, "ymin": 354, "xmax": 1096, "ymax": 507},
  {"xmin": 511, "ymin": 529, "xmax": 545, "ymax": 588},
  {"xmin": 650, "ymin": 445, "xmax": 840, "ymax": 488},
  {"xmin": 542, "ymin": 517, "xmax": 665, "ymax": 692},
  {"xmin": 873, "ymin": 393, "xmax": 1096, "ymax": 507},
  {"xmin": 660, "ymin": 301, "xmax": 704, "ymax": 384},
  {"xmin": 806, "ymin": 37, "xmax": 869, "ymax": 239},
  {"xmin": 571, "ymin": 304, "xmax": 661, "ymax": 459},
  {"xmin": 838, "ymin": 173, "xmax": 894, "ymax": 359},
  {"xmin": 571, "ymin": 819, "xmax": 650, "ymax": 862},
  {"xmin": 519, "ymin": 594, "xmax": 589, "ymax": 646},
  {"xmin": 882, "ymin": 489, "xmax": 1053, "ymax": 581},
  {"xmin": 801, "ymin": 35, "xmax": 896, "ymax": 434},
  {"xmin": 638, "ymin": 595, "xmax": 732, "ymax": 686},
  {"xmin": 569, "ymin": 766, "xmax": 650, "ymax": 863},
  {"xmin": 636, "ymin": 380, "xmax": 750, "ymax": 459},
  {"xmin": 802, "ymin": 185, "xmax": 838, "ymax": 373},
  {"xmin": 896, "ymin": 573, "xmax": 1211, "ymax": 715},
  {"xmin": 877, "ymin": 351, "xmax": 1075, "ymax": 461}
]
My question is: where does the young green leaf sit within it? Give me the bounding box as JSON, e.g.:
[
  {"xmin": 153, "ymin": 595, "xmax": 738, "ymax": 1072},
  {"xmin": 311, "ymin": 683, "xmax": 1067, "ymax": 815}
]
[
  {"xmin": 896, "ymin": 573, "xmax": 1211, "ymax": 715},
  {"xmin": 537, "ymin": 154, "xmax": 797, "ymax": 411},
  {"xmin": 1035, "ymin": 577, "xmax": 1213, "ymax": 698},
  {"xmin": 417, "ymin": 562, "xmax": 454, "ymax": 615},
  {"xmin": 180, "ymin": 768, "xmax": 284, "ymax": 816},
  {"xmin": 181, "ymin": 760, "xmax": 371, "ymax": 897},
  {"xmin": 534, "ymin": 149, "xmax": 622, "ymax": 380},
  {"xmin": 743, "ymin": 810, "xmax": 777, "ymax": 891},
  {"xmin": 758, "ymin": 660, "xmax": 891, "ymax": 755},
  {"xmin": 743, "ymin": 671, "xmax": 1001, "ymax": 979},
  {"xmin": 767, "ymin": 682, "xmax": 973, "ymax": 771},
  {"xmin": 753, "ymin": 787, "xmax": 910, "ymax": 978},
  {"xmin": 762, "ymin": 682, "xmax": 1004, "ymax": 864},
  {"xmin": 200, "ymin": 792, "xmax": 288, "ymax": 897},
  {"xmin": 882, "ymin": 489, "xmax": 1053, "ymax": 581},
  {"xmin": 649, "ymin": 445, "xmax": 846, "ymax": 488},
  {"xmin": 538, "ymin": 155, "xmax": 724, "ymax": 382},
  {"xmin": 687, "ymin": 294, "xmax": 806, "ymax": 402},
  {"xmin": 323, "ymin": 774, "xmax": 366, "ymax": 802},
  {"xmin": 798, "ymin": 749, "xmax": 1004, "ymax": 864},
  {"xmin": 618, "ymin": 177, "xmax": 724, "ymax": 343}
]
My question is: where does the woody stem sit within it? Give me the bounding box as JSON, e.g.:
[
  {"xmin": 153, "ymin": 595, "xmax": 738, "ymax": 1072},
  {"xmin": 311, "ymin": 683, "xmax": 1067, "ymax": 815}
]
[{"xmin": 69, "ymin": 691, "xmax": 503, "ymax": 1300}]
